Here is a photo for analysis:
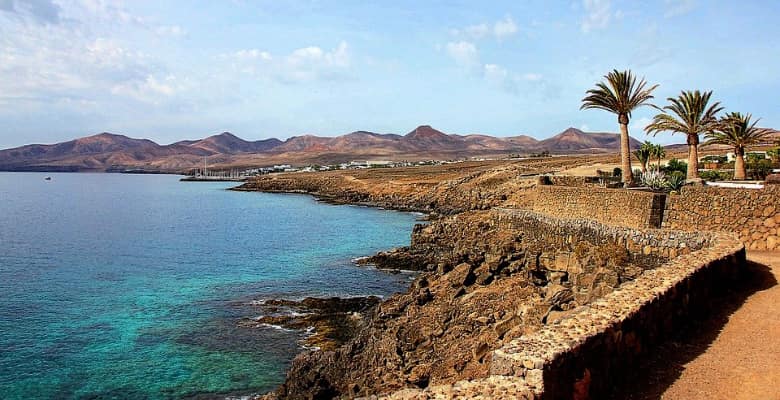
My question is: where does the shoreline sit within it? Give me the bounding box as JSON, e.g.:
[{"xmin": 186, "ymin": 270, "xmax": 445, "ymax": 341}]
[
  {"xmin": 229, "ymin": 186, "xmax": 436, "ymax": 215},
  {"xmin": 230, "ymin": 182, "xmax": 434, "ymax": 398}
]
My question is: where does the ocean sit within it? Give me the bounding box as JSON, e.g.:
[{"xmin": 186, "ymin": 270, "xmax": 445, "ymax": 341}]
[{"xmin": 0, "ymin": 173, "xmax": 419, "ymax": 399}]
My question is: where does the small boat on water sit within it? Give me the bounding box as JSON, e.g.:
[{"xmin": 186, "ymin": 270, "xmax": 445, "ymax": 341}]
[{"xmin": 44, "ymin": 177, "xmax": 52, "ymax": 181}]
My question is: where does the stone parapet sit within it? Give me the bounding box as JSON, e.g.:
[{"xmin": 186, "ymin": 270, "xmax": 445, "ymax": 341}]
[
  {"xmin": 664, "ymin": 184, "xmax": 780, "ymax": 251},
  {"xmin": 532, "ymin": 185, "xmax": 666, "ymax": 229},
  {"xmin": 488, "ymin": 217, "xmax": 743, "ymax": 399},
  {"xmin": 378, "ymin": 210, "xmax": 744, "ymax": 400}
]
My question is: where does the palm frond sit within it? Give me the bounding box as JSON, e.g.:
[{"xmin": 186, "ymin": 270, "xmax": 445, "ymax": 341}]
[
  {"xmin": 580, "ymin": 69, "xmax": 658, "ymax": 119},
  {"xmin": 705, "ymin": 112, "xmax": 773, "ymax": 149},
  {"xmin": 644, "ymin": 90, "xmax": 723, "ymax": 137}
]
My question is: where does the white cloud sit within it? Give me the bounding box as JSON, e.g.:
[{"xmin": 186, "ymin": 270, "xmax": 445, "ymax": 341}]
[
  {"xmin": 493, "ymin": 16, "xmax": 518, "ymax": 39},
  {"xmin": 664, "ymin": 0, "xmax": 695, "ymax": 18},
  {"xmin": 232, "ymin": 49, "xmax": 272, "ymax": 61},
  {"xmin": 484, "ymin": 64, "xmax": 508, "ymax": 83},
  {"xmin": 155, "ymin": 25, "xmax": 186, "ymax": 38},
  {"xmin": 111, "ymin": 75, "xmax": 178, "ymax": 103},
  {"xmin": 580, "ymin": 124, "xmax": 591, "ymax": 131},
  {"xmin": 0, "ymin": 0, "xmax": 61, "ymax": 24},
  {"xmin": 581, "ymin": 0, "xmax": 611, "ymax": 33},
  {"xmin": 484, "ymin": 63, "xmax": 519, "ymax": 93},
  {"xmin": 445, "ymin": 41, "xmax": 479, "ymax": 68},
  {"xmin": 0, "ymin": 4, "xmax": 184, "ymax": 109},
  {"xmin": 451, "ymin": 24, "xmax": 490, "ymax": 39},
  {"xmin": 629, "ymin": 116, "xmax": 652, "ymax": 134},
  {"xmin": 451, "ymin": 15, "xmax": 519, "ymax": 41},
  {"xmin": 224, "ymin": 41, "xmax": 352, "ymax": 84}
]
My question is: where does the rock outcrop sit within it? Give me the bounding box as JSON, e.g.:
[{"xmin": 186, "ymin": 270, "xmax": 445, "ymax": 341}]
[{"xmin": 265, "ymin": 210, "xmax": 671, "ymax": 398}]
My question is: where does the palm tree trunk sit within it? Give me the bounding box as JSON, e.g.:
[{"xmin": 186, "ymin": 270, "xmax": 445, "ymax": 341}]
[
  {"xmin": 734, "ymin": 148, "xmax": 746, "ymax": 180},
  {"xmin": 641, "ymin": 161, "xmax": 647, "ymax": 174},
  {"xmin": 619, "ymin": 122, "xmax": 633, "ymax": 186},
  {"xmin": 687, "ymin": 134, "xmax": 700, "ymax": 180}
]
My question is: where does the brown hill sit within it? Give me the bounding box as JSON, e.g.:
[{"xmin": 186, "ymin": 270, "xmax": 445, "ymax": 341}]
[
  {"xmin": 0, "ymin": 126, "xmax": 644, "ymax": 172},
  {"xmin": 538, "ymin": 127, "xmax": 641, "ymax": 152},
  {"xmin": 175, "ymin": 132, "xmax": 282, "ymax": 154}
]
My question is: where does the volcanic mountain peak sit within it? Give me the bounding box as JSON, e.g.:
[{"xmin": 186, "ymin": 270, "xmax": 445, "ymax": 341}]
[
  {"xmin": 181, "ymin": 132, "xmax": 282, "ymax": 154},
  {"xmin": 68, "ymin": 132, "xmax": 159, "ymax": 153},
  {"xmin": 0, "ymin": 125, "xmax": 654, "ymax": 172},
  {"xmin": 540, "ymin": 127, "xmax": 641, "ymax": 150},
  {"xmin": 405, "ymin": 125, "xmax": 448, "ymax": 139}
]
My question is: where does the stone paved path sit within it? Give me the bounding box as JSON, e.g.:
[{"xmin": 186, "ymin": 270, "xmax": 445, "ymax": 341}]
[{"xmin": 612, "ymin": 251, "xmax": 780, "ymax": 400}]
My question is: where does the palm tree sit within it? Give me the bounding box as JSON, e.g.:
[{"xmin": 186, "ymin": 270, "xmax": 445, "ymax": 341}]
[
  {"xmin": 633, "ymin": 141, "xmax": 653, "ymax": 173},
  {"xmin": 650, "ymin": 143, "xmax": 666, "ymax": 170},
  {"xmin": 705, "ymin": 112, "xmax": 772, "ymax": 180},
  {"xmin": 645, "ymin": 90, "xmax": 723, "ymax": 181},
  {"xmin": 581, "ymin": 69, "xmax": 659, "ymax": 186}
]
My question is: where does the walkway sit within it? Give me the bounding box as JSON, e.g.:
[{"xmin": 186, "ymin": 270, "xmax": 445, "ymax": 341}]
[{"xmin": 611, "ymin": 251, "xmax": 780, "ymax": 400}]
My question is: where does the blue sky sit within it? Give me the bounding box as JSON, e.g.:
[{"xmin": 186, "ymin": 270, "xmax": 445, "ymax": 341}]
[{"xmin": 1, "ymin": 0, "xmax": 779, "ymax": 148}]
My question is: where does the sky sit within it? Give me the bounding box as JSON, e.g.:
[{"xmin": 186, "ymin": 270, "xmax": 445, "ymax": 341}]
[{"xmin": 1, "ymin": 0, "xmax": 779, "ymax": 148}]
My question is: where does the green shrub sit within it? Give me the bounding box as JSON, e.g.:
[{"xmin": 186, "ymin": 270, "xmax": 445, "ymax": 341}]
[
  {"xmin": 746, "ymin": 152, "xmax": 766, "ymax": 162},
  {"xmin": 664, "ymin": 158, "xmax": 688, "ymax": 174},
  {"xmin": 748, "ymin": 159, "xmax": 773, "ymax": 180},
  {"xmin": 700, "ymin": 170, "xmax": 733, "ymax": 181},
  {"xmin": 666, "ymin": 172, "xmax": 686, "ymax": 191}
]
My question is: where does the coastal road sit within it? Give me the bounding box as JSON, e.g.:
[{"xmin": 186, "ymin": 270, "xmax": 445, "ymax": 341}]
[{"xmin": 612, "ymin": 251, "xmax": 780, "ymax": 400}]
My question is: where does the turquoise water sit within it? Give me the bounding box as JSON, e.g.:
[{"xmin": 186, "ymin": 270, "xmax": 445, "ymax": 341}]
[{"xmin": 0, "ymin": 173, "xmax": 419, "ymax": 399}]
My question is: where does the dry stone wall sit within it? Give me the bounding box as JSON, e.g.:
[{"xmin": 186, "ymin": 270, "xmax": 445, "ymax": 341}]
[
  {"xmin": 663, "ymin": 185, "xmax": 780, "ymax": 251},
  {"xmin": 376, "ymin": 211, "xmax": 745, "ymax": 400},
  {"xmin": 533, "ymin": 185, "xmax": 666, "ymax": 229}
]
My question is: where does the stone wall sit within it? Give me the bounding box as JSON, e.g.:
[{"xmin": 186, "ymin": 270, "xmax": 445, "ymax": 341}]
[
  {"xmin": 537, "ymin": 175, "xmax": 616, "ymax": 188},
  {"xmin": 277, "ymin": 209, "xmax": 683, "ymax": 399},
  {"xmin": 496, "ymin": 209, "xmax": 708, "ymax": 260},
  {"xmin": 663, "ymin": 185, "xmax": 780, "ymax": 251},
  {"xmin": 532, "ymin": 185, "xmax": 666, "ymax": 229},
  {"xmin": 377, "ymin": 211, "xmax": 745, "ymax": 400}
]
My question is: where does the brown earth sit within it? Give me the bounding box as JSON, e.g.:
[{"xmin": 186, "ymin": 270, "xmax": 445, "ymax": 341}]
[
  {"xmin": 609, "ymin": 251, "xmax": 780, "ymax": 400},
  {"xmin": 234, "ymin": 156, "xmax": 617, "ymax": 215}
]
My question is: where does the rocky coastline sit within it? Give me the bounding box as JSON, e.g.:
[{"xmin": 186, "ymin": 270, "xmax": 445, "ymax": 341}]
[
  {"xmin": 239, "ymin": 296, "xmax": 383, "ymax": 352},
  {"xmin": 230, "ymin": 161, "xmax": 678, "ymax": 399},
  {"xmin": 229, "ymin": 158, "xmax": 754, "ymax": 399}
]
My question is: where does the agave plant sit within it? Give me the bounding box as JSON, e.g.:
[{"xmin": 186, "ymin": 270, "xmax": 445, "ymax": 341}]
[
  {"xmin": 705, "ymin": 112, "xmax": 772, "ymax": 180},
  {"xmin": 581, "ymin": 70, "xmax": 658, "ymax": 186},
  {"xmin": 645, "ymin": 90, "xmax": 723, "ymax": 180},
  {"xmin": 665, "ymin": 172, "xmax": 686, "ymax": 191},
  {"xmin": 640, "ymin": 169, "xmax": 668, "ymax": 190}
]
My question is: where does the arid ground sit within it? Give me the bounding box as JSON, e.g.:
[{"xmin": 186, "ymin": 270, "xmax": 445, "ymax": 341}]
[{"xmin": 610, "ymin": 251, "xmax": 780, "ymax": 400}]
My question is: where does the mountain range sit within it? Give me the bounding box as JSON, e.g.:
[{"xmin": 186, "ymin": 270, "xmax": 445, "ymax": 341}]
[{"xmin": 0, "ymin": 125, "xmax": 642, "ymax": 172}]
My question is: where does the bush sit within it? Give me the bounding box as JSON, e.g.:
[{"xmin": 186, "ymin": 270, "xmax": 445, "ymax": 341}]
[
  {"xmin": 746, "ymin": 152, "xmax": 766, "ymax": 162},
  {"xmin": 613, "ymin": 167, "xmax": 622, "ymax": 178},
  {"xmin": 664, "ymin": 158, "xmax": 688, "ymax": 174},
  {"xmin": 700, "ymin": 170, "xmax": 733, "ymax": 181},
  {"xmin": 748, "ymin": 159, "xmax": 773, "ymax": 180}
]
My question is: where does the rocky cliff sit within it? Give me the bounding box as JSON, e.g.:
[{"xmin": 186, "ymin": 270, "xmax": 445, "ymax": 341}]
[{"xmin": 265, "ymin": 210, "xmax": 667, "ymax": 398}]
